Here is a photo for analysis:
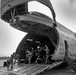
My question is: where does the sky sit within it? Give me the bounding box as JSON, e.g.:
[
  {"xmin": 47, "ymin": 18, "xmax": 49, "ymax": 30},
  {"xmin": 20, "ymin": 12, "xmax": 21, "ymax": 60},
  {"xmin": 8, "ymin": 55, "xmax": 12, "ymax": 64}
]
[{"xmin": 0, "ymin": 0, "xmax": 76, "ymax": 56}]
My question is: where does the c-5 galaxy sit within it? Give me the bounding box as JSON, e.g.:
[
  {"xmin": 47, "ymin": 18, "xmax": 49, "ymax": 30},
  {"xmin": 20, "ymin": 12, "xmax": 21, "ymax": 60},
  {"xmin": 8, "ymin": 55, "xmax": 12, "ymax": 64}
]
[{"xmin": 1, "ymin": 0, "xmax": 76, "ymax": 75}]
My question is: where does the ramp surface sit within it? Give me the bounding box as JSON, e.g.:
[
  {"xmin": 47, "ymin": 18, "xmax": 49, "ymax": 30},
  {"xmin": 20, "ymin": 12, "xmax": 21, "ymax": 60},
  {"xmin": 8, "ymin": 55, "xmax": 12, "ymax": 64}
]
[{"xmin": 0, "ymin": 61, "xmax": 63, "ymax": 75}]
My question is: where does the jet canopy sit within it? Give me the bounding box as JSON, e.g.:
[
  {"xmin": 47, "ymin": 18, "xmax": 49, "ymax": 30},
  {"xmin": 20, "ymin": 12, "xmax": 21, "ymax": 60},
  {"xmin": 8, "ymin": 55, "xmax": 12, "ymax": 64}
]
[{"xmin": 1, "ymin": 0, "xmax": 56, "ymax": 23}]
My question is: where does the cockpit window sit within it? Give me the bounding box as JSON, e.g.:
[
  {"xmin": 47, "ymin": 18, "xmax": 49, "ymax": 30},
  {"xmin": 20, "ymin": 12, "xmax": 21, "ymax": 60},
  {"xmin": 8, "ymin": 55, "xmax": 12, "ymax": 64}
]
[{"xmin": 28, "ymin": 1, "xmax": 52, "ymax": 18}]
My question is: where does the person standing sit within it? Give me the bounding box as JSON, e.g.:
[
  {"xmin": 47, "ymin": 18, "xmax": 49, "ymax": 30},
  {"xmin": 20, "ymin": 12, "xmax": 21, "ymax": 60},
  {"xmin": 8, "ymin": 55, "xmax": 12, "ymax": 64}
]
[
  {"xmin": 44, "ymin": 45, "xmax": 50, "ymax": 64},
  {"xmin": 14, "ymin": 53, "xmax": 20, "ymax": 65},
  {"xmin": 6, "ymin": 53, "xmax": 15, "ymax": 70},
  {"xmin": 35, "ymin": 45, "xmax": 46, "ymax": 64},
  {"xmin": 26, "ymin": 49, "xmax": 32, "ymax": 64}
]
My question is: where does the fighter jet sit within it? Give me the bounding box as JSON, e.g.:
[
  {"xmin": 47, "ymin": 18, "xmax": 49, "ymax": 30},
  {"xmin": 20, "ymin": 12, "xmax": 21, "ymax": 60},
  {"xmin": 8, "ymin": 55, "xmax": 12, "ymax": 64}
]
[{"xmin": 1, "ymin": 0, "xmax": 76, "ymax": 75}]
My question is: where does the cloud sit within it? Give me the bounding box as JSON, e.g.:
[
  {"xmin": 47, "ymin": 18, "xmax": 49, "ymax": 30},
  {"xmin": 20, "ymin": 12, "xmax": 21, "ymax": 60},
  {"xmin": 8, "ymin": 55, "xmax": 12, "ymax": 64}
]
[
  {"xmin": 54, "ymin": 0, "xmax": 76, "ymax": 20},
  {"xmin": 0, "ymin": 53, "xmax": 5, "ymax": 57},
  {"xmin": 51, "ymin": 0, "xmax": 76, "ymax": 32},
  {"xmin": 69, "ymin": 0, "xmax": 76, "ymax": 5},
  {"xmin": 68, "ymin": 0, "xmax": 76, "ymax": 8},
  {"xmin": 0, "ymin": 0, "xmax": 1, "ymax": 17}
]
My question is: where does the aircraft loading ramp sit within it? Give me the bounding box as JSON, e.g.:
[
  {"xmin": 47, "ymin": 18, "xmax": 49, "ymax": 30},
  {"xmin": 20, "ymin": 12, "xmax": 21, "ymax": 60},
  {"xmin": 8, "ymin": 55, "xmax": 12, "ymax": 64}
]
[{"xmin": 0, "ymin": 61, "xmax": 63, "ymax": 75}]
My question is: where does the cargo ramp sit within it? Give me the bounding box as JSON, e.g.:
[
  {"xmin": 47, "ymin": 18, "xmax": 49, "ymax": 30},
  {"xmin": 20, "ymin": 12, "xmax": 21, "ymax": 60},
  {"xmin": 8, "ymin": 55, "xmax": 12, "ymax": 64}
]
[{"xmin": 0, "ymin": 61, "xmax": 63, "ymax": 75}]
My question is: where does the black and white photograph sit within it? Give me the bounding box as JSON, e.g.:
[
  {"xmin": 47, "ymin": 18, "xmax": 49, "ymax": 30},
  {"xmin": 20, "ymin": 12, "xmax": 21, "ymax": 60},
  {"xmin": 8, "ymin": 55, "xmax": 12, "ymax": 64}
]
[{"xmin": 0, "ymin": 0, "xmax": 76, "ymax": 75}]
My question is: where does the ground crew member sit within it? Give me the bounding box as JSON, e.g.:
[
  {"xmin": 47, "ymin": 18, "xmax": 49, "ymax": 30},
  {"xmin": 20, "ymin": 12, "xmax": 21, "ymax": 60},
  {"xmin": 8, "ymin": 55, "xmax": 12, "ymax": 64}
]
[
  {"xmin": 36, "ymin": 45, "xmax": 46, "ymax": 64},
  {"xmin": 44, "ymin": 45, "xmax": 50, "ymax": 64},
  {"xmin": 14, "ymin": 53, "xmax": 20, "ymax": 65},
  {"xmin": 26, "ymin": 49, "xmax": 32, "ymax": 64},
  {"xmin": 6, "ymin": 53, "xmax": 15, "ymax": 70}
]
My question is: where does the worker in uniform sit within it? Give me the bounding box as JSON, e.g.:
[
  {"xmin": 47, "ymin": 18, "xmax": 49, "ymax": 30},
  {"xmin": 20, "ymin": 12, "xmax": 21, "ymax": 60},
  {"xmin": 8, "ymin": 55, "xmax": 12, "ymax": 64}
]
[
  {"xmin": 31, "ymin": 47, "xmax": 36, "ymax": 63},
  {"xmin": 35, "ymin": 45, "xmax": 46, "ymax": 64},
  {"xmin": 35, "ymin": 46, "xmax": 41, "ymax": 63},
  {"xmin": 6, "ymin": 53, "xmax": 15, "ymax": 70},
  {"xmin": 14, "ymin": 53, "xmax": 20, "ymax": 65},
  {"xmin": 44, "ymin": 45, "xmax": 50, "ymax": 64},
  {"xmin": 26, "ymin": 49, "xmax": 32, "ymax": 64}
]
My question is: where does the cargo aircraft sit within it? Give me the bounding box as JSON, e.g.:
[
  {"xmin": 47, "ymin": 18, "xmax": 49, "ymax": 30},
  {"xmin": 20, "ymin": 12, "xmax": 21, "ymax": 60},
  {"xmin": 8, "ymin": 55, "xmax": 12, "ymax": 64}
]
[{"xmin": 1, "ymin": 0, "xmax": 76, "ymax": 74}]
